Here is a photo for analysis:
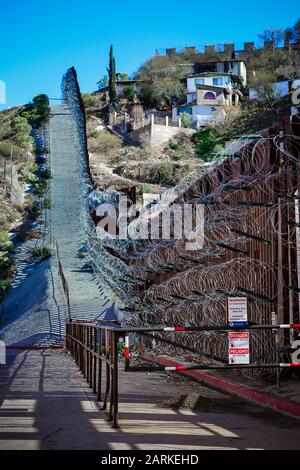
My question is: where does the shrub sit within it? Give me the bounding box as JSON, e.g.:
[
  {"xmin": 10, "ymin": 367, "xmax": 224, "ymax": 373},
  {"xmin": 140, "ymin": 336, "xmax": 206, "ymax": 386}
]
[
  {"xmin": 179, "ymin": 112, "xmax": 192, "ymax": 128},
  {"xmin": 0, "ymin": 279, "xmax": 10, "ymax": 295},
  {"xmin": 90, "ymin": 128, "xmax": 101, "ymax": 138},
  {"xmin": 39, "ymin": 167, "xmax": 51, "ymax": 179},
  {"xmin": 82, "ymin": 93, "xmax": 98, "ymax": 109},
  {"xmin": 32, "ymin": 179, "xmax": 48, "ymax": 195},
  {"xmin": 138, "ymin": 184, "xmax": 152, "ymax": 195},
  {"xmin": 0, "ymin": 231, "xmax": 14, "ymax": 253},
  {"xmin": 192, "ymin": 128, "xmax": 220, "ymax": 158},
  {"xmin": 0, "ymin": 115, "xmax": 10, "ymax": 140},
  {"xmin": 0, "ymin": 231, "xmax": 15, "ymax": 297},
  {"xmin": 11, "ymin": 116, "xmax": 33, "ymax": 150},
  {"xmin": 43, "ymin": 196, "xmax": 51, "ymax": 209},
  {"xmin": 169, "ymin": 142, "xmax": 180, "ymax": 151},
  {"xmin": 31, "ymin": 246, "xmax": 52, "ymax": 260},
  {"xmin": 156, "ymin": 162, "xmax": 174, "ymax": 185},
  {"xmin": 0, "ymin": 141, "xmax": 24, "ymax": 160},
  {"xmin": 26, "ymin": 204, "xmax": 41, "ymax": 220},
  {"xmin": 91, "ymin": 132, "xmax": 122, "ymax": 155}
]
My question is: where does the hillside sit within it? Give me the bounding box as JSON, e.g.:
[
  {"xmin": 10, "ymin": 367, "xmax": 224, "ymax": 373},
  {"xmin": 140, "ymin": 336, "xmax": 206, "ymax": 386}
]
[
  {"xmin": 0, "ymin": 95, "xmax": 50, "ymax": 299},
  {"xmin": 83, "ymin": 93, "xmax": 205, "ymax": 196}
]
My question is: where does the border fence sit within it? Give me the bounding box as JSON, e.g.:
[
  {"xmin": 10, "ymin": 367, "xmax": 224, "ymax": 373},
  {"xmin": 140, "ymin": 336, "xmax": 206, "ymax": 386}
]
[{"xmin": 60, "ymin": 66, "xmax": 300, "ymax": 378}]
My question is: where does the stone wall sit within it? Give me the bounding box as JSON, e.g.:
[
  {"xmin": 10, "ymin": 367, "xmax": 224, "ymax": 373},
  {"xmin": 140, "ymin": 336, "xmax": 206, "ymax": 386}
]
[
  {"xmin": 124, "ymin": 115, "xmax": 196, "ymax": 149},
  {"xmin": 150, "ymin": 123, "xmax": 196, "ymax": 149}
]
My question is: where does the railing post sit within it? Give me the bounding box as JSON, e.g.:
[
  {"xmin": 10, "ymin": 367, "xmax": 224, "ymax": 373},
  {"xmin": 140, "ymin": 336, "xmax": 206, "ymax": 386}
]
[
  {"xmin": 89, "ymin": 327, "xmax": 93, "ymax": 388},
  {"xmin": 93, "ymin": 327, "xmax": 97, "ymax": 393},
  {"xmin": 84, "ymin": 325, "xmax": 87, "ymax": 379},
  {"xmin": 125, "ymin": 332, "xmax": 130, "ymax": 371},
  {"xmin": 79, "ymin": 325, "xmax": 83, "ymax": 372},
  {"xmin": 97, "ymin": 329, "xmax": 102, "ymax": 402},
  {"xmin": 111, "ymin": 330, "xmax": 119, "ymax": 428},
  {"xmin": 102, "ymin": 330, "xmax": 111, "ymax": 411}
]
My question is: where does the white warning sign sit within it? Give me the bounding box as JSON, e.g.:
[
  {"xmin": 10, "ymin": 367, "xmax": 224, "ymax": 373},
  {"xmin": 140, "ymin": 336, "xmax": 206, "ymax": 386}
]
[
  {"xmin": 228, "ymin": 331, "xmax": 250, "ymax": 364},
  {"xmin": 228, "ymin": 297, "xmax": 248, "ymax": 324}
]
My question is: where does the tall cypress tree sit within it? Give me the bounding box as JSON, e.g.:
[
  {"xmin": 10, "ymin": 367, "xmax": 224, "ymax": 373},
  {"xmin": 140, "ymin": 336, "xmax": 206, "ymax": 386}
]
[{"xmin": 108, "ymin": 45, "xmax": 117, "ymax": 104}]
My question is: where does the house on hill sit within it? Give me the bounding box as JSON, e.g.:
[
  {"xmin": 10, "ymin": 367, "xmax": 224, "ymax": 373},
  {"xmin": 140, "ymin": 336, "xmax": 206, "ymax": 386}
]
[
  {"xmin": 193, "ymin": 59, "xmax": 247, "ymax": 85},
  {"xmin": 115, "ymin": 79, "xmax": 147, "ymax": 98},
  {"xmin": 172, "ymin": 72, "xmax": 243, "ymax": 127}
]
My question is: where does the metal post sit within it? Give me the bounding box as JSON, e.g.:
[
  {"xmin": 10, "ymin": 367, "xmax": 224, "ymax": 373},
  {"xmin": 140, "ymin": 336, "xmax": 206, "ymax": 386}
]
[
  {"xmin": 97, "ymin": 329, "xmax": 102, "ymax": 402},
  {"xmin": 89, "ymin": 327, "xmax": 93, "ymax": 388},
  {"xmin": 112, "ymin": 331, "xmax": 119, "ymax": 428},
  {"xmin": 124, "ymin": 333, "xmax": 130, "ymax": 371},
  {"xmin": 93, "ymin": 327, "xmax": 97, "ymax": 393},
  {"xmin": 102, "ymin": 330, "xmax": 111, "ymax": 411}
]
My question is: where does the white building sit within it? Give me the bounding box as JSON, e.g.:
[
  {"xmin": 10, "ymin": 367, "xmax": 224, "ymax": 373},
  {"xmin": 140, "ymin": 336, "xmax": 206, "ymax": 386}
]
[
  {"xmin": 172, "ymin": 73, "xmax": 241, "ymax": 127},
  {"xmin": 249, "ymin": 78, "xmax": 300, "ymax": 100},
  {"xmin": 193, "ymin": 59, "xmax": 247, "ymax": 85}
]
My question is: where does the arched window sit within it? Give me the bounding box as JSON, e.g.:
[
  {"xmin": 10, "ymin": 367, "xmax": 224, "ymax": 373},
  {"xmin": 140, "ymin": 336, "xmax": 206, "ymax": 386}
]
[{"xmin": 204, "ymin": 91, "xmax": 216, "ymax": 100}]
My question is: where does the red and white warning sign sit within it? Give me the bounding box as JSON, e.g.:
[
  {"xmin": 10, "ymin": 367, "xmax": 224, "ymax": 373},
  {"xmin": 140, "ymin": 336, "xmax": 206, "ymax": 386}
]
[{"xmin": 228, "ymin": 331, "xmax": 250, "ymax": 364}]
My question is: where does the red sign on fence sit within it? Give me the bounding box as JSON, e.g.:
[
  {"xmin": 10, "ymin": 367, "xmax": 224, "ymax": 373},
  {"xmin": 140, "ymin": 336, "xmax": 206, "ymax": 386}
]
[{"xmin": 228, "ymin": 331, "xmax": 250, "ymax": 364}]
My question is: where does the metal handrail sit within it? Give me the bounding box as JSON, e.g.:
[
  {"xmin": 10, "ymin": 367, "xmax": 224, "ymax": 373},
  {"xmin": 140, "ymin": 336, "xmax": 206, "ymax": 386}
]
[{"xmin": 66, "ymin": 321, "xmax": 300, "ymax": 428}]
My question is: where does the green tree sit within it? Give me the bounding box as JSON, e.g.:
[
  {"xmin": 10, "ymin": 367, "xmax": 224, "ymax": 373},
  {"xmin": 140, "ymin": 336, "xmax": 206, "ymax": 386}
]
[
  {"xmin": 124, "ymin": 86, "xmax": 136, "ymax": 102},
  {"xmin": 97, "ymin": 74, "xmax": 108, "ymax": 90},
  {"xmin": 118, "ymin": 73, "xmax": 129, "ymax": 80},
  {"xmin": 32, "ymin": 94, "xmax": 50, "ymax": 119},
  {"xmin": 287, "ymin": 18, "xmax": 300, "ymax": 45},
  {"xmin": 258, "ymin": 28, "xmax": 285, "ymax": 46},
  {"xmin": 22, "ymin": 94, "xmax": 50, "ymax": 127},
  {"xmin": 276, "ymin": 51, "xmax": 300, "ymax": 80},
  {"xmin": 136, "ymin": 55, "xmax": 190, "ymax": 108},
  {"xmin": 108, "ymin": 45, "xmax": 117, "ymax": 104}
]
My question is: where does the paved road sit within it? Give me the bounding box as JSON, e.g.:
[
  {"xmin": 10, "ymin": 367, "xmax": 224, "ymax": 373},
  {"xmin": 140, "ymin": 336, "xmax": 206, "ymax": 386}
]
[{"xmin": 0, "ymin": 350, "xmax": 300, "ymax": 450}]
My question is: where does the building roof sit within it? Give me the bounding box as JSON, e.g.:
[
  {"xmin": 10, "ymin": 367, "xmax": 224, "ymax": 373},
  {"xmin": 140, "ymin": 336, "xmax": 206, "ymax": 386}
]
[
  {"xmin": 187, "ymin": 72, "xmax": 233, "ymax": 78},
  {"xmin": 116, "ymin": 79, "xmax": 147, "ymax": 85},
  {"xmin": 186, "ymin": 72, "xmax": 242, "ymax": 84},
  {"xmin": 196, "ymin": 84, "xmax": 231, "ymax": 94}
]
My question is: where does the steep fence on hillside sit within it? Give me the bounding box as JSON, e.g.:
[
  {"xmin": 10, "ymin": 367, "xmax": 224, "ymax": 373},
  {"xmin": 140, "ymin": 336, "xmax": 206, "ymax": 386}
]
[
  {"xmin": 61, "ymin": 67, "xmax": 129, "ymax": 305},
  {"xmin": 61, "ymin": 67, "xmax": 91, "ymax": 181}
]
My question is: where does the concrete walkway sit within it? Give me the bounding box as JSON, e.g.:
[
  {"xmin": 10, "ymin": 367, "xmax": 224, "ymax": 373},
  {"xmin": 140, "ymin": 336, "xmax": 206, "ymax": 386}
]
[{"xmin": 1, "ymin": 350, "xmax": 300, "ymax": 450}]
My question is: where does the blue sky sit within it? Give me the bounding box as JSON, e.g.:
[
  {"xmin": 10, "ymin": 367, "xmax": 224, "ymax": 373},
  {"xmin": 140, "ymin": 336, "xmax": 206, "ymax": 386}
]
[{"xmin": 0, "ymin": 0, "xmax": 298, "ymax": 109}]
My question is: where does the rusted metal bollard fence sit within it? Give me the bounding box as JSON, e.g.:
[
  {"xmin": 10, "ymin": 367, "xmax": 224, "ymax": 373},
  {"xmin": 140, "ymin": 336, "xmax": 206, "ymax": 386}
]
[{"xmin": 66, "ymin": 321, "xmax": 300, "ymax": 428}]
